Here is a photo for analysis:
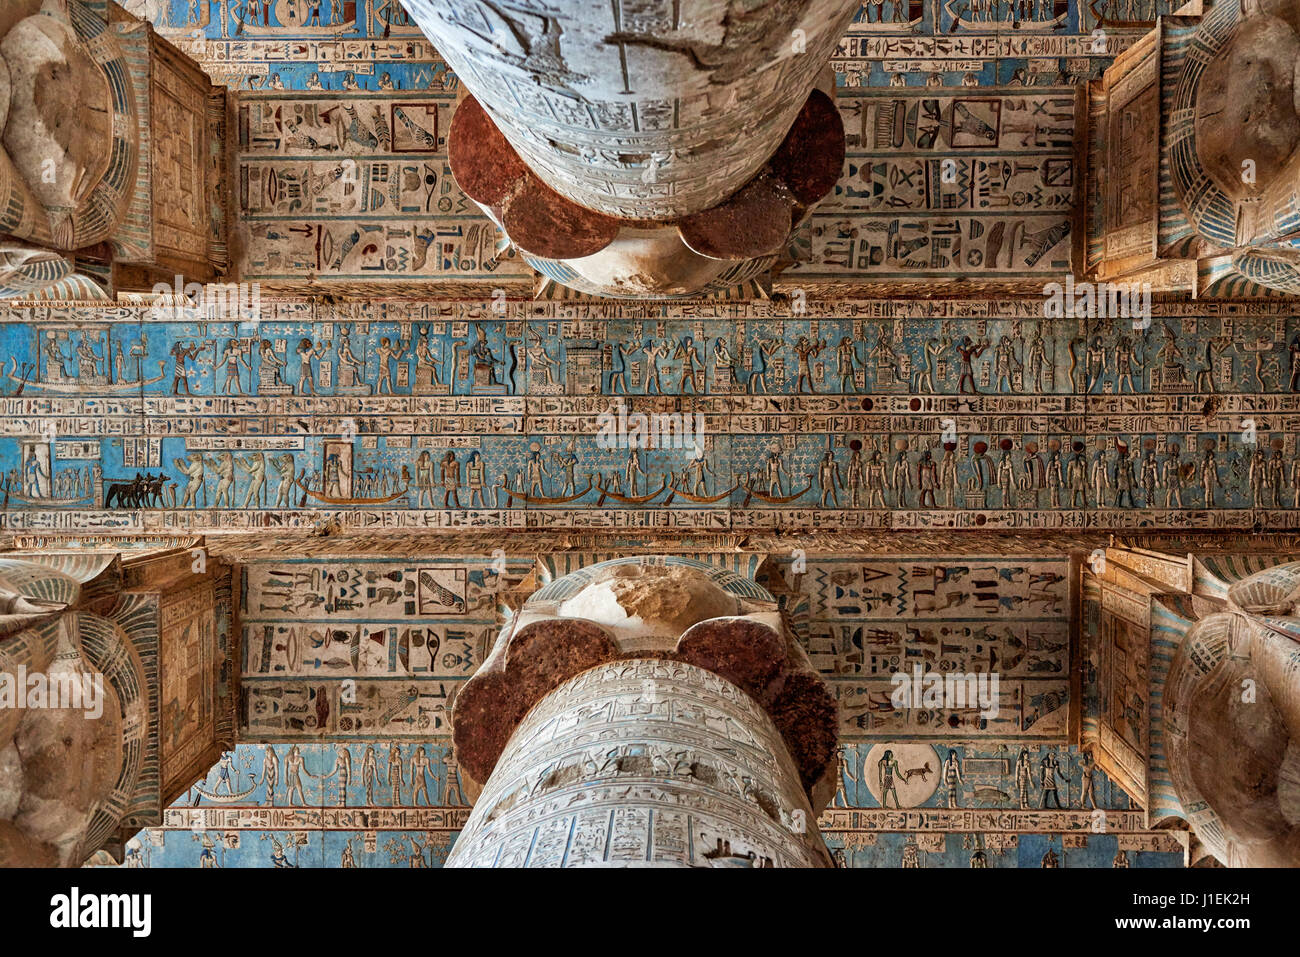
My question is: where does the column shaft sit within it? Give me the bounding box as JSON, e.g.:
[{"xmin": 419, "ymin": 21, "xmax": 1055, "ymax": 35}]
[
  {"xmin": 447, "ymin": 659, "xmax": 831, "ymax": 867},
  {"xmin": 403, "ymin": 0, "xmax": 859, "ymax": 219}
]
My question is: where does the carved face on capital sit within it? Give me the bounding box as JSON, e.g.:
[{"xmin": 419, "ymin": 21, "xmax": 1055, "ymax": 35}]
[
  {"xmin": 1, "ymin": 7, "xmax": 114, "ymax": 240},
  {"xmin": 1166, "ymin": 560, "xmax": 1300, "ymax": 866},
  {"xmin": 1, "ymin": 556, "xmax": 140, "ymax": 866},
  {"xmin": 1193, "ymin": 0, "xmax": 1300, "ymax": 203},
  {"xmin": 1173, "ymin": 612, "xmax": 1300, "ymax": 866}
]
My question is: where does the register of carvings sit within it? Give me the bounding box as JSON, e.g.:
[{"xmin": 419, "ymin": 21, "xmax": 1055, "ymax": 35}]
[{"xmin": 2, "ymin": 298, "xmax": 1299, "ymax": 535}]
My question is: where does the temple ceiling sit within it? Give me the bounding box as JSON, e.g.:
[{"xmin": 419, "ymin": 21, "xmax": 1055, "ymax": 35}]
[{"xmin": 3, "ymin": 0, "xmax": 1299, "ymax": 872}]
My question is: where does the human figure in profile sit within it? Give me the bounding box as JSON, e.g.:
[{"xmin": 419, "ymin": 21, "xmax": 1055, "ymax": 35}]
[
  {"xmin": 1039, "ymin": 750, "xmax": 1065, "ymax": 808},
  {"xmin": 878, "ymin": 749, "xmax": 903, "ymax": 808}
]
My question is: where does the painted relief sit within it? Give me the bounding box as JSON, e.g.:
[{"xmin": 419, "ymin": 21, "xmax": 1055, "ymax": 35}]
[
  {"xmin": 233, "ymin": 94, "xmax": 522, "ymax": 284},
  {"xmin": 777, "ymin": 556, "xmax": 1072, "ymax": 740},
  {"xmin": 239, "ymin": 556, "xmax": 528, "ymax": 739},
  {"xmin": 228, "ymin": 85, "xmax": 1080, "ymax": 286},
  {"xmin": 103, "ymin": 546, "xmax": 1194, "ymax": 867},
  {"xmin": 826, "ymin": 830, "xmax": 1185, "ymax": 867},
  {"xmin": 124, "ymin": 742, "xmax": 464, "ymax": 867},
  {"xmin": 2, "ymin": 301, "xmax": 1297, "ymax": 534},
  {"xmin": 124, "ymin": 0, "xmax": 1179, "ymax": 94},
  {"xmin": 126, "ymin": 736, "xmax": 1185, "ymax": 866},
  {"xmin": 8, "ymin": 0, "xmax": 1278, "ymax": 872},
  {"xmin": 798, "ymin": 90, "xmax": 1075, "ymax": 282},
  {"xmin": 101, "ymin": 0, "xmax": 1182, "ymax": 290}
]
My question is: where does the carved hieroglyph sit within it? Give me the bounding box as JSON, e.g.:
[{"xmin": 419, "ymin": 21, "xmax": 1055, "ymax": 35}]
[
  {"xmin": 400, "ymin": 0, "xmax": 861, "ymax": 220},
  {"xmin": 446, "ymin": 658, "xmax": 832, "ymax": 867}
]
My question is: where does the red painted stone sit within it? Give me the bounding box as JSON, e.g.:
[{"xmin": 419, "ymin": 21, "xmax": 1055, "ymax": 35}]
[
  {"xmin": 767, "ymin": 88, "xmax": 846, "ymax": 206},
  {"xmin": 764, "ymin": 669, "xmax": 840, "ymax": 792},
  {"xmin": 447, "ymin": 95, "xmax": 530, "ymax": 208},
  {"xmin": 452, "ymin": 618, "xmax": 619, "ymax": 785},
  {"xmin": 502, "ymin": 177, "xmax": 622, "ymax": 260},
  {"xmin": 677, "ymin": 177, "xmax": 794, "ymax": 261},
  {"xmin": 676, "ymin": 617, "xmax": 786, "ymax": 698}
]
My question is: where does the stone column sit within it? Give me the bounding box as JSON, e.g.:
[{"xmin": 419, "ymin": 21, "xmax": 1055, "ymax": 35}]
[
  {"xmin": 400, "ymin": 0, "xmax": 856, "ymax": 296},
  {"xmin": 448, "ymin": 659, "xmax": 829, "ymax": 867},
  {"xmin": 446, "ymin": 557, "xmax": 838, "ymax": 868},
  {"xmin": 403, "ymin": 0, "xmax": 856, "ymax": 219}
]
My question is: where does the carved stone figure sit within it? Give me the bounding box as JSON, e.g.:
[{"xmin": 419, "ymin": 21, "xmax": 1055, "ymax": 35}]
[
  {"xmin": 0, "ymin": 1, "xmax": 139, "ymax": 297},
  {"xmin": 0, "ymin": 0, "xmax": 229, "ymax": 300},
  {"xmin": 0, "ymin": 549, "xmax": 233, "ymax": 867},
  {"xmin": 0, "ymin": 558, "xmax": 139, "ymax": 866},
  {"xmin": 1083, "ymin": 0, "xmax": 1300, "ymax": 293},
  {"xmin": 1163, "ymin": 561, "xmax": 1300, "ymax": 865}
]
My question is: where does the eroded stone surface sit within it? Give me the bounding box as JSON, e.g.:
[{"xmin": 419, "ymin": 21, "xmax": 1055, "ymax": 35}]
[
  {"xmin": 1194, "ymin": 12, "xmax": 1300, "ymax": 204},
  {"xmin": 0, "ymin": 1, "xmax": 133, "ymax": 251},
  {"xmin": 1165, "ymin": 598, "xmax": 1300, "ymax": 866},
  {"xmin": 12, "ymin": 669, "xmax": 124, "ymax": 864},
  {"xmin": 558, "ymin": 562, "xmax": 741, "ymax": 642}
]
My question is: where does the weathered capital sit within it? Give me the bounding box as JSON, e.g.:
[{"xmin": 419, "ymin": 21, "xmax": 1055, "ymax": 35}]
[{"xmin": 447, "ymin": 557, "xmax": 838, "ymax": 867}]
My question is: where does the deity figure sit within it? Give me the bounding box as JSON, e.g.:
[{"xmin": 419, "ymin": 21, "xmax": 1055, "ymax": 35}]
[{"xmin": 1164, "ymin": 561, "xmax": 1300, "ymax": 865}]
